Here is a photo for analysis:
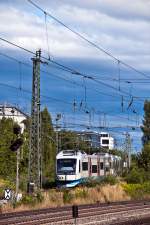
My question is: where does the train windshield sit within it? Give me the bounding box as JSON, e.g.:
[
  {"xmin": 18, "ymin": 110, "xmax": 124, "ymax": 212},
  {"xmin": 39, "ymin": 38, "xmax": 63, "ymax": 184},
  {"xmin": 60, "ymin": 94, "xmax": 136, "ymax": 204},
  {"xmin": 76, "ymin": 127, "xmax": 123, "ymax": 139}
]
[{"xmin": 57, "ymin": 158, "xmax": 76, "ymax": 175}]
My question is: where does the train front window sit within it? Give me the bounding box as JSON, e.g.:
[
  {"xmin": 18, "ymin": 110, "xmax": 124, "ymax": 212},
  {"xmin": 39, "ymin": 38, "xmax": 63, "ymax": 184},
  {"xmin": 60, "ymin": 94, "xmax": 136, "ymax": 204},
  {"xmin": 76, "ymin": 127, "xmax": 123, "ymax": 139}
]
[{"xmin": 57, "ymin": 159, "xmax": 77, "ymax": 175}]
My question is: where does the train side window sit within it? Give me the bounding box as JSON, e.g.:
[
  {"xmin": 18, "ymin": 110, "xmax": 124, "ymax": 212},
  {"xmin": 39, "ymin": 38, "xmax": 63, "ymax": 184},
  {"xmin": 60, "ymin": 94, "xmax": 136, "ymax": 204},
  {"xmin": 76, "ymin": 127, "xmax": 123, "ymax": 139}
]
[
  {"xmin": 79, "ymin": 160, "xmax": 80, "ymax": 172},
  {"xmin": 100, "ymin": 162, "xmax": 103, "ymax": 170},
  {"xmin": 92, "ymin": 165, "xmax": 97, "ymax": 173},
  {"xmin": 82, "ymin": 162, "xmax": 88, "ymax": 171}
]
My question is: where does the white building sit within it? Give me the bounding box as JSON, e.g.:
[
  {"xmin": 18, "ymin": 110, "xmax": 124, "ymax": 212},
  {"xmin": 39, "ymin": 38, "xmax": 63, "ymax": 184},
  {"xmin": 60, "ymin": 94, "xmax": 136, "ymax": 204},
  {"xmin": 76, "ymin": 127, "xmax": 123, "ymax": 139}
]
[
  {"xmin": 76, "ymin": 131, "xmax": 114, "ymax": 150},
  {"xmin": 100, "ymin": 132, "xmax": 114, "ymax": 150},
  {"xmin": 0, "ymin": 104, "xmax": 28, "ymax": 133}
]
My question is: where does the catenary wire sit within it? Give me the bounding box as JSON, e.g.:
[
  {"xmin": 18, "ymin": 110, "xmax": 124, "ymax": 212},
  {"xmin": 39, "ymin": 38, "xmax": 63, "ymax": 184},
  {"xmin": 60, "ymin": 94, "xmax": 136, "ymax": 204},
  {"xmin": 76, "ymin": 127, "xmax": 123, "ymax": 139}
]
[{"xmin": 27, "ymin": 0, "xmax": 150, "ymax": 80}]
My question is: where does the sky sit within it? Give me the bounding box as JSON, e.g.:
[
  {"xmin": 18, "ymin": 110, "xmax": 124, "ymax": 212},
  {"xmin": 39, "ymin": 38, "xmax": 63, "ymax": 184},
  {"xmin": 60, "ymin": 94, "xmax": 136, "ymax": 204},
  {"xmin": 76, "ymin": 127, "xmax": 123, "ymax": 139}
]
[{"xmin": 0, "ymin": 0, "xmax": 150, "ymax": 151}]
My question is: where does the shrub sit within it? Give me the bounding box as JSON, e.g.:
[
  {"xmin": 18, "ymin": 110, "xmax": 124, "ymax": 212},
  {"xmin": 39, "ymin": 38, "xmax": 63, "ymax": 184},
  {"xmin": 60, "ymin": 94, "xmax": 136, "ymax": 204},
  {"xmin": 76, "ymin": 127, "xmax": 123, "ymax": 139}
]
[
  {"xmin": 63, "ymin": 190, "xmax": 73, "ymax": 203},
  {"xmin": 75, "ymin": 188, "xmax": 88, "ymax": 198},
  {"xmin": 123, "ymin": 182, "xmax": 150, "ymax": 200},
  {"xmin": 125, "ymin": 168, "xmax": 145, "ymax": 184},
  {"xmin": 21, "ymin": 194, "xmax": 37, "ymax": 206},
  {"xmin": 82, "ymin": 176, "xmax": 118, "ymax": 187},
  {"xmin": 36, "ymin": 191, "xmax": 44, "ymax": 203},
  {"xmin": 102, "ymin": 176, "xmax": 118, "ymax": 185}
]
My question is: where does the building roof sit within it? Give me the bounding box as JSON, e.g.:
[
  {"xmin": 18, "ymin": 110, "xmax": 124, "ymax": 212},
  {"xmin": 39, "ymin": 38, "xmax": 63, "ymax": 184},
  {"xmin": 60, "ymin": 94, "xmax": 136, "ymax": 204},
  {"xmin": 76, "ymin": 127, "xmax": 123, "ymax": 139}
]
[{"xmin": 0, "ymin": 104, "xmax": 29, "ymax": 118}]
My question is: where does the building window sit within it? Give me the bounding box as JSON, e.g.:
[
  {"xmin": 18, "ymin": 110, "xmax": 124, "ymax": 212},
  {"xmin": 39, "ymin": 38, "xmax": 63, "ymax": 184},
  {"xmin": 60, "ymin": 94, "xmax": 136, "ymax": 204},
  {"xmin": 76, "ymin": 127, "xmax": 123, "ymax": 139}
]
[
  {"xmin": 82, "ymin": 162, "xmax": 88, "ymax": 171},
  {"xmin": 101, "ymin": 134, "xmax": 108, "ymax": 137},
  {"xmin": 92, "ymin": 165, "xmax": 97, "ymax": 173},
  {"xmin": 102, "ymin": 139, "xmax": 109, "ymax": 144},
  {"xmin": 100, "ymin": 162, "xmax": 104, "ymax": 170}
]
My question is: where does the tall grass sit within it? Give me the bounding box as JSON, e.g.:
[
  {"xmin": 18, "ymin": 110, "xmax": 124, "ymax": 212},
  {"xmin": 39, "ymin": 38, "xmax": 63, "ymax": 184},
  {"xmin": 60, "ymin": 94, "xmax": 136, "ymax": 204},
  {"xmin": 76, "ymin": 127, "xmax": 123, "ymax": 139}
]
[{"xmin": 1, "ymin": 184, "xmax": 130, "ymax": 213}]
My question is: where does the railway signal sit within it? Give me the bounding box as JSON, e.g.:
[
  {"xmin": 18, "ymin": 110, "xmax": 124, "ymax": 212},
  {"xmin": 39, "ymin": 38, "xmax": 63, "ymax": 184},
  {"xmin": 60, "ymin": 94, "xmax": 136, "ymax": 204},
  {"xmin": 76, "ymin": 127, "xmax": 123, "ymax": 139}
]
[
  {"xmin": 13, "ymin": 125, "xmax": 21, "ymax": 135},
  {"xmin": 10, "ymin": 138, "xmax": 23, "ymax": 151}
]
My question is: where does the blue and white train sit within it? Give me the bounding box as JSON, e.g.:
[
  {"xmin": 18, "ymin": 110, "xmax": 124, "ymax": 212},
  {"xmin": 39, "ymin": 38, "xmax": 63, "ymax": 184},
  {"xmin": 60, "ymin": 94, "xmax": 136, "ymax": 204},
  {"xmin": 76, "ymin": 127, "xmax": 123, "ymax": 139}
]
[{"xmin": 56, "ymin": 150, "xmax": 122, "ymax": 188}]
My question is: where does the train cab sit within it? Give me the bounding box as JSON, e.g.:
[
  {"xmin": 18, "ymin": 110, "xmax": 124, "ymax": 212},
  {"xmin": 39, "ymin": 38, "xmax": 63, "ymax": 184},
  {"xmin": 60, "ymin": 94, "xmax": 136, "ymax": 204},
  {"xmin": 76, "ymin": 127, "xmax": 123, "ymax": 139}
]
[{"xmin": 56, "ymin": 150, "xmax": 84, "ymax": 187}]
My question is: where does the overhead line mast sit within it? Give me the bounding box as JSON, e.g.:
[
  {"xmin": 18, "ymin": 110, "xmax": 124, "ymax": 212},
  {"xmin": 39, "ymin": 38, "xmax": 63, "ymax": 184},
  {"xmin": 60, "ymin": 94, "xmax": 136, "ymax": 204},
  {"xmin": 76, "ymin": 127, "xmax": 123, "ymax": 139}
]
[{"xmin": 28, "ymin": 50, "xmax": 42, "ymax": 193}]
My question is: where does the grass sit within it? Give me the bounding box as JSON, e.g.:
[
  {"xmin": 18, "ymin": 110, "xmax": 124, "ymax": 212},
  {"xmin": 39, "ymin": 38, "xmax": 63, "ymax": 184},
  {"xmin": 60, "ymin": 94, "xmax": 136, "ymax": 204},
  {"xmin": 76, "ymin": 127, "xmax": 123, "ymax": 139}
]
[{"xmin": 1, "ymin": 183, "xmax": 130, "ymax": 213}]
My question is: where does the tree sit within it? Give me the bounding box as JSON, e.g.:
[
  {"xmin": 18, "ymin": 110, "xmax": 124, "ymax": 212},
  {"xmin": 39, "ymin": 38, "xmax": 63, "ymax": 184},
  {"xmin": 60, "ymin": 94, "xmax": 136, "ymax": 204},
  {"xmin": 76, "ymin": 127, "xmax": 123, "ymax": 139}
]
[
  {"xmin": 41, "ymin": 107, "xmax": 56, "ymax": 181},
  {"xmin": 139, "ymin": 100, "xmax": 150, "ymax": 171},
  {"xmin": 141, "ymin": 100, "xmax": 150, "ymax": 145},
  {"xmin": 137, "ymin": 143, "xmax": 150, "ymax": 171},
  {"xmin": 60, "ymin": 130, "xmax": 92, "ymax": 153},
  {"xmin": 0, "ymin": 117, "xmax": 30, "ymax": 191},
  {"xmin": 0, "ymin": 118, "xmax": 16, "ymax": 180}
]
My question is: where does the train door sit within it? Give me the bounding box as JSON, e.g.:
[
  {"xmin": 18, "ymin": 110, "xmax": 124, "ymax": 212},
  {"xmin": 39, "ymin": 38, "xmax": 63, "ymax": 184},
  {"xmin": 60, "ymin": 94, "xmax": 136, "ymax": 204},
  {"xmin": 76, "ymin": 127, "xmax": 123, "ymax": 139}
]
[
  {"xmin": 81, "ymin": 157, "xmax": 88, "ymax": 179},
  {"xmin": 91, "ymin": 157, "xmax": 98, "ymax": 178},
  {"xmin": 88, "ymin": 157, "xmax": 92, "ymax": 177},
  {"xmin": 100, "ymin": 157, "xmax": 104, "ymax": 176}
]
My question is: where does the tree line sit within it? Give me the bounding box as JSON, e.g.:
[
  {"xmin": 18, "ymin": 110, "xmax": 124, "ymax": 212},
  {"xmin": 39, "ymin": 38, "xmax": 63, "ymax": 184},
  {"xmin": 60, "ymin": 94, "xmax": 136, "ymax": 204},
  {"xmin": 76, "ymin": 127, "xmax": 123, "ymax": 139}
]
[{"xmin": 0, "ymin": 101, "xmax": 150, "ymax": 188}]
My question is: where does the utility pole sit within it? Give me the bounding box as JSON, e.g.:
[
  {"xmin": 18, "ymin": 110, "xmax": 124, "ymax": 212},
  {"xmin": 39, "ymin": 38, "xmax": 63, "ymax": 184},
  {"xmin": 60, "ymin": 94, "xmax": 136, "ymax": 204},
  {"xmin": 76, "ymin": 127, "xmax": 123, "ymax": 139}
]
[
  {"xmin": 16, "ymin": 149, "xmax": 20, "ymax": 198},
  {"xmin": 56, "ymin": 114, "xmax": 61, "ymax": 153},
  {"xmin": 124, "ymin": 132, "xmax": 132, "ymax": 170},
  {"xmin": 28, "ymin": 50, "xmax": 42, "ymax": 193}
]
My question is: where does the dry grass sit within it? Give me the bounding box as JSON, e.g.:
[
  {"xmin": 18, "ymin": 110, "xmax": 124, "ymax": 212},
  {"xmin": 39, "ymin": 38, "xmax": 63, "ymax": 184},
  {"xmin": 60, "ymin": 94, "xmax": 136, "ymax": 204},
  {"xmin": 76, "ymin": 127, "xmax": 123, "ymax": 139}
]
[{"xmin": 1, "ymin": 184, "xmax": 130, "ymax": 213}]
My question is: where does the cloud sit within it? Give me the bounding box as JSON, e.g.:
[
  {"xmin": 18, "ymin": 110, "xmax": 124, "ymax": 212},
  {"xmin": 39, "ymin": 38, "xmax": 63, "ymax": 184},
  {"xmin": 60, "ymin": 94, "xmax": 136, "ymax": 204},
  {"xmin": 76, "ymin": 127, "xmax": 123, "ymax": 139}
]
[
  {"xmin": 0, "ymin": 0, "xmax": 149, "ymax": 151},
  {"xmin": 48, "ymin": 0, "xmax": 150, "ymax": 22},
  {"xmin": 0, "ymin": 0, "xmax": 149, "ymax": 71}
]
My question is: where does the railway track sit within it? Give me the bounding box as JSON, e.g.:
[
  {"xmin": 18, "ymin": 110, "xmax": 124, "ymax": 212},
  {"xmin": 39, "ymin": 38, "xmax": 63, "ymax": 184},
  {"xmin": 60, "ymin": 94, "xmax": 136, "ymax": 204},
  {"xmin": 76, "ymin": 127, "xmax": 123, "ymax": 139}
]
[{"xmin": 0, "ymin": 200, "xmax": 150, "ymax": 224}]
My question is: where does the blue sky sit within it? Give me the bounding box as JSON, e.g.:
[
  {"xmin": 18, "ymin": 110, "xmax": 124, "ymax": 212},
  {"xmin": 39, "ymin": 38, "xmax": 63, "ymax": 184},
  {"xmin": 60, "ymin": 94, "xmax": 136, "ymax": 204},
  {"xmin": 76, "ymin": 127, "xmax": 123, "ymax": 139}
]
[{"xmin": 0, "ymin": 0, "xmax": 150, "ymax": 151}]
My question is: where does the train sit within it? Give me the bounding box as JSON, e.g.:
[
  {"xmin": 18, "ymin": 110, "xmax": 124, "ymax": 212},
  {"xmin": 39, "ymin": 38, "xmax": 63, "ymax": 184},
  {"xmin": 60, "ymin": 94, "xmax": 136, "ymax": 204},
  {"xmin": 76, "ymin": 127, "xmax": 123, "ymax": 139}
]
[{"xmin": 56, "ymin": 150, "xmax": 122, "ymax": 188}]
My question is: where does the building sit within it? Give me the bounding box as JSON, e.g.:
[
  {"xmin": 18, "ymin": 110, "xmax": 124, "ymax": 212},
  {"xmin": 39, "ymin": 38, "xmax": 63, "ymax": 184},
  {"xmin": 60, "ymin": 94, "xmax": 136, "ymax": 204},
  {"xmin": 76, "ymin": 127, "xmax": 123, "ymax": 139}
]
[
  {"xmin": 0, "ymin": 104, "xmax": 28, "ymax": 133},
  {"xmin": 100, "ymin": 132, "xmax": 114, "ymax": 150},
  {"xmin": 77, "ymin": 131, "xmax": 114, "ymax": 150}
]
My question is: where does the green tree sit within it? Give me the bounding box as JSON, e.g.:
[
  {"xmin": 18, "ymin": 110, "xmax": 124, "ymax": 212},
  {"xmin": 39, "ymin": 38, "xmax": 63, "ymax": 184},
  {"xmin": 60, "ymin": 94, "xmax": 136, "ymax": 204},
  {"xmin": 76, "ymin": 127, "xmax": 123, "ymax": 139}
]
[
  {"xmin": 141, "ymin": 100, "xmax": 150, "ymax": 145},
  {"xmin": 60, "ymin": 130, "xmax": 78, "ymax": 150},
  {"xmin": 137, "ymin": 143, "xmax": 150, "ymax": 171},
  {"xmin": 0, "ymin": 117, "xmax": 30, "ymax": 190},
  {"xmin": 0, "ymin": 118, "xmax": 17, "ymax": 181},
  {"xmin": 138, "ymin": 100, "xmax": 150, "ymax": 171},
  {"xmin": 60, "ymin": 130, "xmax": 91, "ymax": 153},
  {"xmin": 41, "ymin": 107, "xmax": 56, "ymax": 181}
]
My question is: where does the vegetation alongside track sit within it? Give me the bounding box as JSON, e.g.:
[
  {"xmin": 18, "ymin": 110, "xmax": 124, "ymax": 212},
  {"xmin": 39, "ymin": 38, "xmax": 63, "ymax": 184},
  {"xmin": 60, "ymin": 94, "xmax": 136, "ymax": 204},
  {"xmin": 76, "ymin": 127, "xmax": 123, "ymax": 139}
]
[
  {"xmin": 1, "ymin": 101, "xmax": 150, "ymax": 212},
  {"xmin": 1, "ymin": 182, "xmax": 130, "ymax": 212}
]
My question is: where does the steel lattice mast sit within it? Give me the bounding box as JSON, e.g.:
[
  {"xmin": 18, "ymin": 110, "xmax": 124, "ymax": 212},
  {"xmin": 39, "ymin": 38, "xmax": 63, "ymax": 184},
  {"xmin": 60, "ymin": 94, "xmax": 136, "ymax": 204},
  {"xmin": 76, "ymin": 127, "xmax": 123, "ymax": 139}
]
[{"xmin": 28, "ymin": 50, "xmax": 42, "ymax": 193}]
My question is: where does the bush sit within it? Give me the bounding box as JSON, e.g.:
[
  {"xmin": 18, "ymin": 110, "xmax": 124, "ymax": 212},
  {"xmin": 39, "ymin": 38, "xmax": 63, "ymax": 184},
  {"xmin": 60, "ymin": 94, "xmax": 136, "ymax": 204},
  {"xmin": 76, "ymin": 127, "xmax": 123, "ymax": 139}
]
[
  {"xmin": 21, "ymin": 195, "xmax": 37, "ymax": 206},
  {"xmin": 21, "ymin": 192, "xmax": 44, "ymax": 206},
  {"xmin": 101, "ymin": 176, "xmax": 118, "ymax": 185},
  {"xmin": 123, "ymin": 182, "xmax": 150, "ymax": 200},
  {"xmin": 75, "ymin": 188, "xmax": 88, "ymax": 198},
  {"xmin": 82, "ymin": 176, "xmax": 118, "ymax": 188},
  {"xmin": 63, "ymin": 190, "xmax": 73, "ymax": 203},
  {"xmin": 36, "ymin": 191, "xmax": 44, "ymax": 203},
  {"xmin": 125, "ymin": 168, "xmax": 145, "ymax": 184},
  {"xmin": 82, "ymin": 178, "xmax": 102, "ymax": 188}
]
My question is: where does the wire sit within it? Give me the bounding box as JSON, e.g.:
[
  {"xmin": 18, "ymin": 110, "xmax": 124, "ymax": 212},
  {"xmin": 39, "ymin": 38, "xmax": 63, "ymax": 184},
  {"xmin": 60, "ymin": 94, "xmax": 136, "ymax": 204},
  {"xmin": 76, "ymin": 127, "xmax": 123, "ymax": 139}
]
[
  {"xmin": 0, "ymin": 36, "xmax": 148, "ymax": 133},
  {"xmin": 0, "ymin": 49, "xmax": 138, "ymax": 104},
  {"xmin": 0, "ymin": 51, "xmax": 130, "ymax": 107},
  {"xmin": 27, "ymin": 0, "xmax": 150, "ymax": 80},
  {"xmin": 0, "ymin": 82, "xmax": 72, "ymax": 105},
  {"xmin": 0, "ymin": 36, "xmax": 149, "ymax": 102}
]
